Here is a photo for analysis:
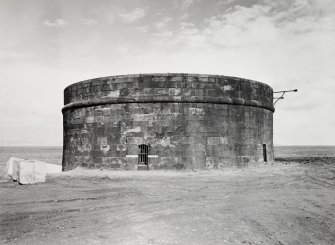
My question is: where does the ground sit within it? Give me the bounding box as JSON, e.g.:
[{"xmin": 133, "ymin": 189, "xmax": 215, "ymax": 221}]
[{"xmin": 1, "ymin": 158, "xmax": 335, "ymax": 245}]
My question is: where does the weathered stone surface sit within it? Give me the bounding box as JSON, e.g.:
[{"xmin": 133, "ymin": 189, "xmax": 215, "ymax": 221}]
[
  {"xmin": 17, "ymin": 160, "xmax": 46, "ymax": 185},
  {"xmin": 22, "ymin": 160, "xmax": 62, "ymax": 174},
  {"xmin": 62, "ymin": 73, "xmax": 274, "ymax": 170},
  {"xmin": 6, "ymin": 157, "xmax": 24, "ymax": 181},
  {"xmin": 45, "ymin": 162, "xmax": 62, "ymax": 173}
]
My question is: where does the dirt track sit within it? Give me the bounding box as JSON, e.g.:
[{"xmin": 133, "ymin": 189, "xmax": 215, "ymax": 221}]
[{"xmin": 1, "ymin": 160, "xmax": 335, "ymax": 245}]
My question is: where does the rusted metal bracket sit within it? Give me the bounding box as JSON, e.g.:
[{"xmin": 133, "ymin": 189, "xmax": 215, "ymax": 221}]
[{"xmin": 273, "ymin": 89, "xmax": 298, "ymax": 106}]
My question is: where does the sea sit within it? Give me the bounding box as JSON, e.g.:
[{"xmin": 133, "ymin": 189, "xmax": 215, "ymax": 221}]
[
  {"xmin": 0, "ymin": 146, "xmax": 334, "ymax": 175},
  {"xmin": 274, "ymin": 145, "xmax": 335, "ymax": 158}
]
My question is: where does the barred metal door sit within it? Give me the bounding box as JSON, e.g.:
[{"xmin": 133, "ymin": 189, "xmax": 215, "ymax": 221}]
[{"xmin": 138, "ymin": 144, "xmax": 149, "ymax": 170}]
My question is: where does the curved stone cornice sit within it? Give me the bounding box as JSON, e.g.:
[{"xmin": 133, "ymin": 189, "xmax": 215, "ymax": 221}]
[{"xmin": 62, "ymin": 96, "xmax": 275, "ymax": 113}]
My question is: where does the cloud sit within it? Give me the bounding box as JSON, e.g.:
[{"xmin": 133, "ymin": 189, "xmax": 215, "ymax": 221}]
[
  {"xmin": 151, "ymin": 16, "xmax": 173, "ymax": 39},
  {"xmin": 154, "ymin": 17, "xmax": 173, "ymax": 30},
  {"xmin": 80, "ymin": 18, "xmax": 97, "ymax": 26},
  {"xmin": 153, "ymin": 30, "xmax": 173, "ymax": 38},
  {"xmin": 43, "ymin": 18, "xmax": 68, "ymax": 27},
  {"xmin": 172, "ymin": 0, "xmax": 335, "ymax": 50},
  {"xmin": 135, "ymin": 25, "xmax": 149, "ymax": 32},
  {"xmin": 115, "ymin": 44, "xmax": 133, "ymax": 55},
  {"xmin": 0, "ymin": 50, "xmax": 30, "ymax": 61},
  {"xmin": 181, "ymin": 0, "xmax": 195, "ymax": 10},
  {"xmin": 176, "ymin": 22, "xmax": 204, "ymax": 47},
  {"xmin": 118, "ymin": 8, "xmax": 146, "ymax": 23}
]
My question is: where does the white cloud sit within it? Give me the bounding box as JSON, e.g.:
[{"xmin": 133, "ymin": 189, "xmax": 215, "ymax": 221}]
[
  {"xmin": 176, "ymin": 0, "xmax": 196, "ymax": 20},
  {"xmin": 172, "ymin": 0, "xmax": 335, "ymax": 50},
  {"xmin": 152, "ymin": 16, "xmax": 173, "ymax": 39},
  {"xmin": 135, "ymin": 25, "xmax": 149, "ymax": 32},
  {"xmin": 43, "ymin": 18, "xmax": 68, "ymax": 27},
  {"xmin": 154, "ymin": 17, "xmax": 173, "ymax": 30},
  {"xmin": 176, "ymin": 22, "xmax": 205, "ymax": 47},
  {"xmin": 115, "ymin": 44, "xmax": 132, "ymax": 55},
  {"xmin": 0, "ymin": 50, "xmax": 30, "ymax": 61},
  {"xmin": 181, "ymin": 0, "xmax": 195, "ymax": 10},
  {"xmin": 118, "ymin": 8, "xmax": 146, "ymax": 23},
  {"xmin": 154, "ymin": 30, "xmax": 173, "ymax": 38},
  {"xmin": 80, "ymin": 18, "xmax": 97, "ymax": 26}
]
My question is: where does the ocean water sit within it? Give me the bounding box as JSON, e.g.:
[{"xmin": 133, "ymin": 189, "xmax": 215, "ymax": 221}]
[
  {"xmin": 0, "ymin": 145, "xmax": 334, "ymax": 174},
  {"xmin": 0, "ymin": 146, "xmax": 62, "ymax": 166},
  {"xmin": 274, "ymin": 145, "xmax": 335, "ymax": 158}
]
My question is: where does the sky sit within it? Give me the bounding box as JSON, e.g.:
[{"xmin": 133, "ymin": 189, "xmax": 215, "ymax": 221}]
[{"xmin": 0, "ymin": 0, "xmax": 334, "ymax": 146}]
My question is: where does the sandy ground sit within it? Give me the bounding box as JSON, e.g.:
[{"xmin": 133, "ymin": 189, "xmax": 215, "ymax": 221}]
[{"xmin": 1, "ymin": 158, "xmax": 335, "ymax": 245}]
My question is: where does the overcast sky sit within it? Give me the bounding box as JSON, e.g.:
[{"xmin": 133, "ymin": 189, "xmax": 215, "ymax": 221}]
[{"xmin": 0, "ymin": 0, "xmax": 334, "ymax": 146}]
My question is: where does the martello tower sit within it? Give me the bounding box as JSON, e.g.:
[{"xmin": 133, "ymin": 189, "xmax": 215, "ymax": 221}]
[{"xmin": 62, "ymin": 73, "xmax": 274, "ymax": 170}]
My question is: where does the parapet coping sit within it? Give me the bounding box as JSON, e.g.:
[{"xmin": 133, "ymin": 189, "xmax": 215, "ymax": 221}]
[
  {"xmin": 64, "ymin": 73, "xmax": 273, "ymax": 92},
  {"xmin": 62, "ymin": 96, "xmax": 275, "ymax": 113}
]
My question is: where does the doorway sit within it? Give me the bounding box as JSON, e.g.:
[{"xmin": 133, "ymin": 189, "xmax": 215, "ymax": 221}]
[
  {"xmin": 263, "ymin": 144, "xmax": 267, "ymax": 162},
  {"xmin": 138, "ymin": 144, "xmax": 149, "ymax": 169}
]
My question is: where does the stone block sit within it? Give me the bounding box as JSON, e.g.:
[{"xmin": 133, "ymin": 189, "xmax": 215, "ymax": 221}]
[
  {"xmin": 6, "ymin": 157, "xmax": 24, "ymax": 181},
  {"xmin": 18, "ymin": 160, "xmax": 46, "ymax": 185},
  {"xmin": 193, "ymin": 156, "xmax": 206, "ymax": 169},
  {"xmin": 206, "ymin": 157, "xmax": 215, "ymax": 169},
  {"xmin": 160, "ymin": 157, "xmax": 173, "ymax": 167},
  {"xmin": 115, "ymin": 150, "xmax": 127, "ymax": 157},
  {"xmin": 127, "ymin": 137, "xmax": 144, "ymax": 144},
  {"xmin": 125, "ymin": 158, "xmax": 138, "ymax": 170},
  {"xmin": 44, "ymin": 162, "xmax": 62, "ymax": 173},
  {"xmin": 207, "ymin": 137, "xmax": 221, "ymax": 145},
  {"xmin": 117, "ymin": 144, "xmax": 127, "ymax": 151}
]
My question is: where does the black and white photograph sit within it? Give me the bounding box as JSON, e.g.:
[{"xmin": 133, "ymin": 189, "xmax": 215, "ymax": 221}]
[{"xmin": 0, "ymin": 0, "xmax": 334, "ymax": 244}]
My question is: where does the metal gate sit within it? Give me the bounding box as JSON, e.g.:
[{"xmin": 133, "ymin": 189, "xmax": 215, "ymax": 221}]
[{"xmin": 138, "ymin": 144, "xmax": 149, "ymax": 170}]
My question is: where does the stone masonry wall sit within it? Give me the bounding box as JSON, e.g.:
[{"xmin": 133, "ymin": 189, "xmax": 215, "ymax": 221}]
[{"xmin": 62, "ymin": 74, "xmax": 274, "ymax": 170}]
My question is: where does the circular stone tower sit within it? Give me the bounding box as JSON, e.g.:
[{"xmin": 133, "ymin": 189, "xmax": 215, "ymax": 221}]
[{"xmin": 62, "ymin": 73, "xmax": 274, "ymax": 171}]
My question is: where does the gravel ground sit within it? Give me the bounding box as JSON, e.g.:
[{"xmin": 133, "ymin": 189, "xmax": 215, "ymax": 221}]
[{"xmin": 1, "ymin": 159, "xmax": 335, "ymax": 245}]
